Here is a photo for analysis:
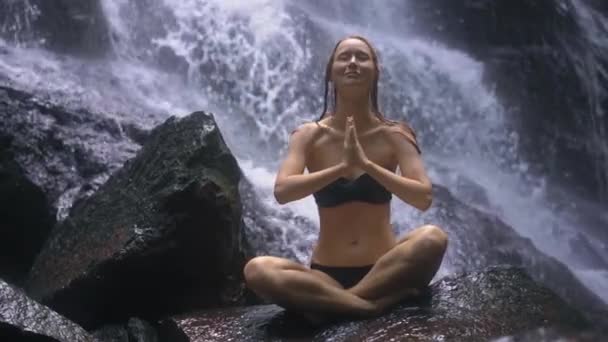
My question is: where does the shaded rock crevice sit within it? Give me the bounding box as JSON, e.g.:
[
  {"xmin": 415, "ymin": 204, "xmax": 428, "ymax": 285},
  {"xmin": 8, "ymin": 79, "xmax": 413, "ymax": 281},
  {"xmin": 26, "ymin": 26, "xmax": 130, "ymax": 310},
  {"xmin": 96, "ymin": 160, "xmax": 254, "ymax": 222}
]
[{"xmin": 0, "ymin": 138, "xmax": 55, "ymax": 286}]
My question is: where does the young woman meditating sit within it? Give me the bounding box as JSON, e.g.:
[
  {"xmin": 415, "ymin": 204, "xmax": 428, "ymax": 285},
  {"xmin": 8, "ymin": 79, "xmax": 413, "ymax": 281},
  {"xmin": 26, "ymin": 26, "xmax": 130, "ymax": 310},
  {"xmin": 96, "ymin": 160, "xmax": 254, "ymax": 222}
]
[{"xmin": 243, "ymin": 35, "xmax": 448, "ymax": 322}]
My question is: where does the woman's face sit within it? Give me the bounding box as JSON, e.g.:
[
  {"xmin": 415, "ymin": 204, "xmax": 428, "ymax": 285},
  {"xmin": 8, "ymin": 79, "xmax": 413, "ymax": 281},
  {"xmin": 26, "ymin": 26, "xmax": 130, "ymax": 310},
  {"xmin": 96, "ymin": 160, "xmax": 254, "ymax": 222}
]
[{"xmin": 330, "ymin": 38, "xmax": 376, "ymax": 91}]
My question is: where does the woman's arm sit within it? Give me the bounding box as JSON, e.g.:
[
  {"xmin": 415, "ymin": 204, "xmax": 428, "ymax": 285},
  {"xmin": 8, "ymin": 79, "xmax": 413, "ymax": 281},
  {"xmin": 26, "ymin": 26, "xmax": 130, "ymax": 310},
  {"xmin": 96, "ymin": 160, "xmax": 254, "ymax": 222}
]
[
  {"xmin": 362, "ymin": 125, "xmax": 432, "ymax": 211},
  {"xmin": 273, "ymin": 123, "xmax": 347, "ymax": 204}
]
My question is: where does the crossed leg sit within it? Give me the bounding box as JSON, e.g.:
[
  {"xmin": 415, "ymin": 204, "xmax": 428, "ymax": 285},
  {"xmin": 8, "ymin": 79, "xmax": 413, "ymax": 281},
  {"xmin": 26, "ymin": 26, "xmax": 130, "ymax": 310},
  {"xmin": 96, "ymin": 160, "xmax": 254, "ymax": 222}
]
[
  {"xmin": 243, "ymin": 256, "xmax": 378, "ymax": 318},
  {"xmin": 243, "ymin": 224, "xmax": 448, "ymax": 320},
  {"xmin": 347, "ymin": 225, "xmax": 448, "ymax": 311}
]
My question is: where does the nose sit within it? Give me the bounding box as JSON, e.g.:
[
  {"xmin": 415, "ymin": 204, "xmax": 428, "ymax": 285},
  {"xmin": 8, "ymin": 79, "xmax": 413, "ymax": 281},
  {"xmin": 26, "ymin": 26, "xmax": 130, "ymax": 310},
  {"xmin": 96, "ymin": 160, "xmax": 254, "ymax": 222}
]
[{"xmin": 349, "ymin": 55, "xmax": 357, "ymax": 64}]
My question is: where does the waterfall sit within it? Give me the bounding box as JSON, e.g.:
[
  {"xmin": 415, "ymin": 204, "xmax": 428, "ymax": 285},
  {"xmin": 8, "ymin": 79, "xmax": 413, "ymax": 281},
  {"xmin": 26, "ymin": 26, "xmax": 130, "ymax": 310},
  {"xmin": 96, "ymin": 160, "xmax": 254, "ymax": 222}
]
[
  {"xmin": 569, "ymin": 0, "xmax": 608, "ymax": 201},
  {"xmin": 0, "ymin": 0, "xmax": 41, "ymax": 47},
  {"xmin": 1, "ymin": 0, "xmax": 606, "ymax": 304}
]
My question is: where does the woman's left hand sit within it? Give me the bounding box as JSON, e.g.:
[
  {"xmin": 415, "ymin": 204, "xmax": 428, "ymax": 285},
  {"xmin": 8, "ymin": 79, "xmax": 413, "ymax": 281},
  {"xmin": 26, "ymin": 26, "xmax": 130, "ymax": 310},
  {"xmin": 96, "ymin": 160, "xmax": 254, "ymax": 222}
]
[{"xmin": 344, "ymin": 117, "xmax": 370, "ymax": 169}]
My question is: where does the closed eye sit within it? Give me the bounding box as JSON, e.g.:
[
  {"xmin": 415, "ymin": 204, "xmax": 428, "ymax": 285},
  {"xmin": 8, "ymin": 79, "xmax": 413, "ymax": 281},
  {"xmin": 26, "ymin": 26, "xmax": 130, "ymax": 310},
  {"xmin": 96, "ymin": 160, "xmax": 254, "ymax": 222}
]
[
  {"xmin": 356, "ymin": 52, "xmax": 369, "ymax": 60},
  {"xmin": 336, "ymin": 51, "xmax": 371, "ymax": 61}
]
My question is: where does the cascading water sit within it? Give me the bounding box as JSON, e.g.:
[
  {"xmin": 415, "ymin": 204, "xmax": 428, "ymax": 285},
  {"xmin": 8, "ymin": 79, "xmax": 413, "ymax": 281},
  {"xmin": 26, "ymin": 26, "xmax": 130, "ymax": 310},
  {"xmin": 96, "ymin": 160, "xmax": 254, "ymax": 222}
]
[
  {"xmin": 1, "ymin": 0, "xmax": 606, "ymax": 306},
  {"xmin": 569, "ymin": 0, "xmax": 608, "ymax": 202},
  {"xmin": 0, "ymin": 0, "xmax": 40, "ymax": 46}
]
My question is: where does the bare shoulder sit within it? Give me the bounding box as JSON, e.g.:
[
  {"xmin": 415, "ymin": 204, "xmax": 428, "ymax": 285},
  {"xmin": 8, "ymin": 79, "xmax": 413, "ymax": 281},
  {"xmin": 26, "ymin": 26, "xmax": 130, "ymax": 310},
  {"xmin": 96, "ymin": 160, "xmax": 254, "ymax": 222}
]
[
  {"xmin": 382, "ymin": 120, "xmax": 416, "ymax": 138},
  {"xmin": 289, "ymin": 121, "xmax": 320, "ymax": 140},
  {"xmin": 381, "ymin": 120, "xmax": 421, "ymax": 154},
  {"xmin": 286, "ymin": 121, "xmax": 327, "ymax": 154}
]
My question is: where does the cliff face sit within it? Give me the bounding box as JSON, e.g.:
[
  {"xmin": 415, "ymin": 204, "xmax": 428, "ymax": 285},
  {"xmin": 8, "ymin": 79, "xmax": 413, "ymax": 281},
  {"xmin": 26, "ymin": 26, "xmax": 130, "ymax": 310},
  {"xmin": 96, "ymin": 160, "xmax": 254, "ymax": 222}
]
[{"xmin": 406, "ymin": 0, "xmax": 608, "ymax": 204}]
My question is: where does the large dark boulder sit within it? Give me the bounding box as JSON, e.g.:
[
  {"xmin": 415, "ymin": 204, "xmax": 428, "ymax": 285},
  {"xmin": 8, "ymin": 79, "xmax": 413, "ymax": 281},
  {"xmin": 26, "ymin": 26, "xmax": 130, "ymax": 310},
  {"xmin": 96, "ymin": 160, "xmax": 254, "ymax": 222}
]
[
  {"xmin": 0, "ymin": 0, "xmax": 111, "ymax": 57},
  {"xmin": 158, "ymin": 266, "xmax": 591, "ymax": 341},
  {"xmin": 0, "ymin": 279, "xmax": 92, "ymax": 342},
  {"xmin": 26, "ymin": 111, "xmax": 252, "ymax": 329},
  {"xmin": 0, "ymin": 137, "xmax": 55, "ymax": 285}
]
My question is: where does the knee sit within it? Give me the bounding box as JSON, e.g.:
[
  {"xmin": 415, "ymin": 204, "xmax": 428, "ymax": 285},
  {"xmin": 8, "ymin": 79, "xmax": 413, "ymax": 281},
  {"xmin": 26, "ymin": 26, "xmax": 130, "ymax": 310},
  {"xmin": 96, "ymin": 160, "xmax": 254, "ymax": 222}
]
[
  {"xmin": 418, "ymin": 225, "xmax": 448, "ymax": 253},
  {"xmin": 243, "ymin": 256, "xmax": 276, "ymax": 288}
]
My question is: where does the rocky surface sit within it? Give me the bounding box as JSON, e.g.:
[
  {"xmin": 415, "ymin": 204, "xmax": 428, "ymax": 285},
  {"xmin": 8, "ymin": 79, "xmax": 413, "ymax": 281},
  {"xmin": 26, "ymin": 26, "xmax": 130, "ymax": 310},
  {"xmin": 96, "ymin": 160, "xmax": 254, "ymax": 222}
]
[
  {"xmin": 26, "ymin": 111, "xmax": 252, "ymax": 329},
  {"xmin": 0, "ymin": 0, "xmax": 111, "ymax": 57},
  {"xmin": 0, "ymin": 279, "xmax": 92, "ymax": 342},
  {"xmin": 93, "ymin": 318, "xmax": 183, "ymax": 342},
  {"xmin": 159, "ymin": 266, "xmax": 591, "ymax": 342},
  {"xmin": 424, "ymin": 183, "xmax": 608, "ymax": 329},
  {"xmin": 2, "ymin": 84, "xmax": 605, "ymax": 337},
  {"xmin": 0, "ymin": 1, "xmax": 606, "ymax": 340},
  {"xmin": 0, "ymin": 138, "xmax": 55, "ymax": 286},
  {"xmin": 492, "ymin": 326, "xmax": 607, "ymax": 342},
  {"xmin": 0, "ymin": 85, "xmax": 142, "ymax": 219}
]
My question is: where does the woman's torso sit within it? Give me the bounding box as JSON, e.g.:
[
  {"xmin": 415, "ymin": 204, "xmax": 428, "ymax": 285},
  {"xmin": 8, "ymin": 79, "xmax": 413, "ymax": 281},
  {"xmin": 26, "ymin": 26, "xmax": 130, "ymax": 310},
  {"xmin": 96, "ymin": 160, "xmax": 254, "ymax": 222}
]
[{"xmin": 306, "ymin": 117, "xmax": 400, "ymax": 266}]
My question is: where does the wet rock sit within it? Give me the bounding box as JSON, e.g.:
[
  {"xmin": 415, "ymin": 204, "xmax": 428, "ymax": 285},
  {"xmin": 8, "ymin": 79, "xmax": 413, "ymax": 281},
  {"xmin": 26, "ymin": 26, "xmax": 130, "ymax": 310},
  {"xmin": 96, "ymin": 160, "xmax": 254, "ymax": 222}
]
[
  {"xmin": 426, "ymin": 184, "xmax": 608, "ymax": 328},
  {"xmin": 0, "ymin": 279, "xmax": 92, "ymax": 342},
  {"xmin": 92, "ymin": 317, "xmax": 160, "ymax": 342},
  {"xmin": 0, "ymin": 137, "xmax": 55, "ymax": 285},
  {"xmin": 125, "ymin": 318, "xmax": 159, "ymax": 342},
  {"xmin": 0, "ymin": 85, "xmax": 141, "ymax": 219},
  {"xmin": 26, "ymin": 111, "xmax": 252, "ymax": 329},
  {"xmin": 91, "ymin": 324, "xmax": 130, "ymax": 342},
  {"xmin": 492, "ymin": 325, "xmax": 607, "ymax": 342},
  {"xmin": 160, "ymin": 266, "xmax": 590, "ymax": 342}
]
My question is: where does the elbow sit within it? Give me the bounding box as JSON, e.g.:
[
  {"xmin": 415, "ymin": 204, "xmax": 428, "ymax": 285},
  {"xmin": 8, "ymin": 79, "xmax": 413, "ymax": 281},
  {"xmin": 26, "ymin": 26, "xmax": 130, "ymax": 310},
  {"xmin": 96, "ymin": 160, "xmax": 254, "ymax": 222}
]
[
  {"xmin": 417, "ymin": 188, "xmax": 433, "ymax": 212},
  {"xmin": 273, "ymin": 183, "xmax": 288, "ymax": 205},
  {"xmin": 418, "ymin": 196, "xmax": 432, "ymax": 212},
  {"xmin": 274, "ymin": 193, "xmax": 288, "ymax": 205}
]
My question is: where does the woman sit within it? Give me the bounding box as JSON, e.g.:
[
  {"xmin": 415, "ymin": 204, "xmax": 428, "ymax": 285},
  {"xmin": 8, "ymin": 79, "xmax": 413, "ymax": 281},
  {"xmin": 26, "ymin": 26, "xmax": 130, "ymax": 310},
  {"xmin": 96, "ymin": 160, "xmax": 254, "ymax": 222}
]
[{"xmin": 243, "ymin": 35, "xmax": 448, "ymax": 322}]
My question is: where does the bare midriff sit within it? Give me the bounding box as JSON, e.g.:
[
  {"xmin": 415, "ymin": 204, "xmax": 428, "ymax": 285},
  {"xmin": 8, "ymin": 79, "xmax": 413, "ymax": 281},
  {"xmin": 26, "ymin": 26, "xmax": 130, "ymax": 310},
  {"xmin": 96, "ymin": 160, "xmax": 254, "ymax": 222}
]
[{"xmin": 310, "ymin": 201, "xmax": 397, "ymax": 266}]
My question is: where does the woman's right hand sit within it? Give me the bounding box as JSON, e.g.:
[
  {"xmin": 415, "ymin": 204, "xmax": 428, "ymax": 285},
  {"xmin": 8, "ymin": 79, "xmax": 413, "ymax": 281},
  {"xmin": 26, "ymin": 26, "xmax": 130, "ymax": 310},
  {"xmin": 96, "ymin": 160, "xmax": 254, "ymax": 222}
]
[
  {"xmin": 343, "ymin": 117, "xmax": 356, "ymax": 171},
  {"xmin": 342, "ymin": 116, "xmax": 369, "ymax": 174}
]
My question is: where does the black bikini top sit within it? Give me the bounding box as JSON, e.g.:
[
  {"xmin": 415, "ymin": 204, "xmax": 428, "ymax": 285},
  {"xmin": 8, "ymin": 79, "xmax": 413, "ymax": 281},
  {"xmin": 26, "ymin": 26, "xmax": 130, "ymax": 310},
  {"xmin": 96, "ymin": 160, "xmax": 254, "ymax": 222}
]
[
  {"xmin": 313, "ymin": 173, "xmax": 392, "ymax": 208},
  {"xmin": 310, "ymin": 119, "xmax": 421, "ymax": 208}
]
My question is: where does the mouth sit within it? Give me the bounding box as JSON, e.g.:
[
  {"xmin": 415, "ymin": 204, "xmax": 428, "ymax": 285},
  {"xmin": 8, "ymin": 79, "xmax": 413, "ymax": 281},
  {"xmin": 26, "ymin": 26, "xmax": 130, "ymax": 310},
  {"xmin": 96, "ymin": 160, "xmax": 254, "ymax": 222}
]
[{"xmin": 345, "ymin": 71, "xmax": 360, "ymax": 77}]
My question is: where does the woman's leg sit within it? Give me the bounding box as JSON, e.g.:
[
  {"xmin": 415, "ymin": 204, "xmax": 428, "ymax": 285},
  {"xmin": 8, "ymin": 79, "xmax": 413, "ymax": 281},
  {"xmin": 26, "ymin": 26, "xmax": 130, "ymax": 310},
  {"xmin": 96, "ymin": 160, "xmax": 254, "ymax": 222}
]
[
  {"xmin": 243, "ymin": 256, "xmax": 378, "ymax": 318},
  {"xmin": 347, "ymin": 224, "xmax": 448, "ymax": 311}
]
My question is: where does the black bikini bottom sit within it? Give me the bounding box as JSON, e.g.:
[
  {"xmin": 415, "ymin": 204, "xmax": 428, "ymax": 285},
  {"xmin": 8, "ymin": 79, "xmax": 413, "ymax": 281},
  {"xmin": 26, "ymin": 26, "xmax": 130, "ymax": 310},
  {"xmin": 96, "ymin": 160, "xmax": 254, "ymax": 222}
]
[{"xmin": 310, "ymin": 263, "xmax": 374, "ymax": 289}]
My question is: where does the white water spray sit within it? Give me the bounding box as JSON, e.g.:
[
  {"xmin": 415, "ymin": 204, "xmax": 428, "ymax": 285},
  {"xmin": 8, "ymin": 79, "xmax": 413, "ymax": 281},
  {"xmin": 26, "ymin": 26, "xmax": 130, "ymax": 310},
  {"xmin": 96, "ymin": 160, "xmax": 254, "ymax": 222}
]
[{"xmin": 1, "ymin": 0, "xmax": 606, "ymax": 304}]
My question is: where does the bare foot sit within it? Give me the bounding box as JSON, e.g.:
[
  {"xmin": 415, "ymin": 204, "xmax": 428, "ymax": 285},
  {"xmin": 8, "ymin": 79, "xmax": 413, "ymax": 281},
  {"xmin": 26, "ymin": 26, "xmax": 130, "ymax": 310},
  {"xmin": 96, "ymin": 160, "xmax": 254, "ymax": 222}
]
[{"xmin": 372, "ymin": 287, "xmax": 421, "ymax": 314}]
